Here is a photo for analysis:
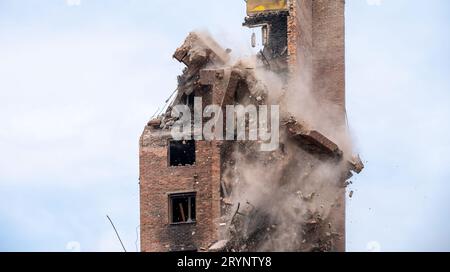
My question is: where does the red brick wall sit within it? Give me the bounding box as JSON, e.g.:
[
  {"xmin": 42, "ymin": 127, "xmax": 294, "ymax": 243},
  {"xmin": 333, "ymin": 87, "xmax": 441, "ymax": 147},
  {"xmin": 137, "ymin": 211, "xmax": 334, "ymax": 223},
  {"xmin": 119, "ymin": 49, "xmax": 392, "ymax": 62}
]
[
  {"xmin": 288, "ymin": 0, "xmax": 346, "ymax": 126},
  {"xmin": 312, "ymin": 0, "xmax": 346, "ymax": 125},
  {"xmin": 139, "ymin": 130, "xmax": 222, "ymax": 252},
  {"xmin": 288, "ymin": 0, "xmax": 347, "ymax": 251},
  {"xmin": 288, "ymin": 0, "xmax": 312, "ymax": 86}
]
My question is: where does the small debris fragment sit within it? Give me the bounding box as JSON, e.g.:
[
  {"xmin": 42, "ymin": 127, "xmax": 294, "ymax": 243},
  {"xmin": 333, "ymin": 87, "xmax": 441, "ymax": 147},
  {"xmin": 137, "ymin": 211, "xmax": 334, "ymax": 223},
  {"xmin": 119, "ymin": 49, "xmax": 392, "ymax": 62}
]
[
  {"xmin": 147, "ymin": 119, "xmax": 161, "ymax": 128},
  {"xmin": 209, "ymin": 240, "xmax": 229, "ymax": 252}
]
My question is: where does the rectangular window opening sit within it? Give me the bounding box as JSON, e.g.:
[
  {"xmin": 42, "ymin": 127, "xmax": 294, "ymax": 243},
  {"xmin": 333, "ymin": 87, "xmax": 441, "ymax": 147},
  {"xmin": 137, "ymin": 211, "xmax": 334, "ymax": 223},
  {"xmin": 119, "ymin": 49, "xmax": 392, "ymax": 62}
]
[
  {"xmin": 169, "ymin": 140, "xmax": 196, "ymax": 166},
  {"xmin": 169, "ymin": 193, "xmax": 196, "ymax": 224}
]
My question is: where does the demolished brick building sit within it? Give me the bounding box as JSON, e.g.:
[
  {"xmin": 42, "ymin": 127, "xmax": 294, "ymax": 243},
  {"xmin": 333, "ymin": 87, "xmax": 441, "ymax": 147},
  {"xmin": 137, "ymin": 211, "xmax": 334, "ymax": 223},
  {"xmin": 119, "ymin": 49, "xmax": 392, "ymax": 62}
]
[{"xmin": 140, "ymin": 0, "xmax": 363, "ymax": 252}]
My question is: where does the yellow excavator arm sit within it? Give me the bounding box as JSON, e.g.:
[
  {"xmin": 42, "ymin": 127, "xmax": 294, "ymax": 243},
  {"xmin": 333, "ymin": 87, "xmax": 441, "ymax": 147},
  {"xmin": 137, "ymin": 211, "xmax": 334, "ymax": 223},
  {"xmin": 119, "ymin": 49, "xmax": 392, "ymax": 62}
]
[{"xmin": 246, "ymin": 0, "xmax": 288, "ymax": 15}]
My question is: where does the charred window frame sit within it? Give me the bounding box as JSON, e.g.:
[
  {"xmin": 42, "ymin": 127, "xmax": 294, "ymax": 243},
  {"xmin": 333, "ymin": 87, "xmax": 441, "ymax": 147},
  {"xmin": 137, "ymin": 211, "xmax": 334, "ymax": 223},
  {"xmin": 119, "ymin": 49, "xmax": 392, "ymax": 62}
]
[
  {"xmin": 168, "ymin": 140, "xmax": 196, "ymax": 167},
  {"xmin": 169, "ymin": 193, "xmax": 196, "ymax": 224}
]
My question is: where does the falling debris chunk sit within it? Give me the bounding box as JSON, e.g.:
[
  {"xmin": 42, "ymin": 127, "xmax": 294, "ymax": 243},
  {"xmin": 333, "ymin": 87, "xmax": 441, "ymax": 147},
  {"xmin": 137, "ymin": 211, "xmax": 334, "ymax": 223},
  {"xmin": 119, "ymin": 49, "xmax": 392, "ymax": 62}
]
[{"xmin": 349, "ymin": 155, "xmax": 365, "ymax": 174}]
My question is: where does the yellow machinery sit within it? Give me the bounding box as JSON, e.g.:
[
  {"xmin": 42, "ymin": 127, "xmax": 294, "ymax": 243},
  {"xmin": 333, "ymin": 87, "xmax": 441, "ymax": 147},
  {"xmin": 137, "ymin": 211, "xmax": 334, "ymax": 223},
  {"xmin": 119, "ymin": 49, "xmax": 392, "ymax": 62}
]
[{"xmin": 246, "ymin": 0, "xmax": 288, "ymax": 15}]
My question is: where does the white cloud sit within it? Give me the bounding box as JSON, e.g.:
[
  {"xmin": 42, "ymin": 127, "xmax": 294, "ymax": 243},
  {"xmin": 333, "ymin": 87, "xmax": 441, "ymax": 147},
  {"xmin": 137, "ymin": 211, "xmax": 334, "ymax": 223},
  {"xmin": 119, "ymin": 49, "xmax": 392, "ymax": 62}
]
[
  {"xmin": 66, "ymin": 241, "xmax": 81, "ymax": 252},
  {"xmin": 366, "ymin": 241, "xmax": 381, "ymax": 252},
  {"xmin": 366, "ymin": 0, "xmax": 383, "ymax": 6},
  {"xmin": 66, "ymin": 0, "xmax": 81, "ymax": 7}
]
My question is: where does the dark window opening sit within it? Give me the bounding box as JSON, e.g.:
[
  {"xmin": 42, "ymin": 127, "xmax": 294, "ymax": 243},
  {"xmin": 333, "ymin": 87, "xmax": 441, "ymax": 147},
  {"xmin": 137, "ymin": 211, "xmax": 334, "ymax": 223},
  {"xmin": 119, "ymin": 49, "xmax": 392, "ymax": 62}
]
[
  {"xmin": 169, "ymin": 193, "xmax": 196, "ymax": 224},
  {"xmin": 169, "ymin": 140, "xmax": 196, "ymax": 166},
  {"xmin": 187, "ymin": 94, "xmax": 195, "ymax": 107},
  {"xmin": 181, "ymin": 93, "xmax": 195, "ymax": 107}
]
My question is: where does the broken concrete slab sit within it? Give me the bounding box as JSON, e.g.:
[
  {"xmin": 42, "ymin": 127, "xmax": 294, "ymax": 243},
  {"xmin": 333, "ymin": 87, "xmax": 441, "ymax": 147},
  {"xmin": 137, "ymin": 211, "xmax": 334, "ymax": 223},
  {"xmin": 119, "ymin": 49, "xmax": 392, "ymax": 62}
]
[
  {"xmin": 284, "ymin": 117, "xmax": 343, "ymax": 158},
  {"xmin": 173, "ymin": 32, "xmax": 230, "ymax": 67}
]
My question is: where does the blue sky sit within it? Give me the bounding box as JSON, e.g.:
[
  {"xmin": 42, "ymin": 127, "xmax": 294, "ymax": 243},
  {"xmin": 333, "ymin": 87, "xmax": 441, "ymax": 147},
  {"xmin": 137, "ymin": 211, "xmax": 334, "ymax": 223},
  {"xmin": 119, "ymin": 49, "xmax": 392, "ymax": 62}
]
[{"xmin": 0, "ymin": 0, "xmax": 449, "ymax": 252}]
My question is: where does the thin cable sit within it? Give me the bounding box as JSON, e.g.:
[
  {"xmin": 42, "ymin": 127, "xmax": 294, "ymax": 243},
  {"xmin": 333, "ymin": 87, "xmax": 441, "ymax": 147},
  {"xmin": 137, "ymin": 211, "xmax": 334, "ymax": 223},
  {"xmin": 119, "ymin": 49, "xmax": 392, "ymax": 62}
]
[{"xmin": 106, "ymin": 215, "xmax": 127, "ymax": 252}]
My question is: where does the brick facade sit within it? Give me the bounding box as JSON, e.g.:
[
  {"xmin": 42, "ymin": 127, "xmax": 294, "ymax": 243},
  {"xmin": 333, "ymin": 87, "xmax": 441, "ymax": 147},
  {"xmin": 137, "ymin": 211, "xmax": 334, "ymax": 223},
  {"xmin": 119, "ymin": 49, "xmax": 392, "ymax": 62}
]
[{"xmin": 140, "ymin": 130, "xmax": 222, "ymax": 251}]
